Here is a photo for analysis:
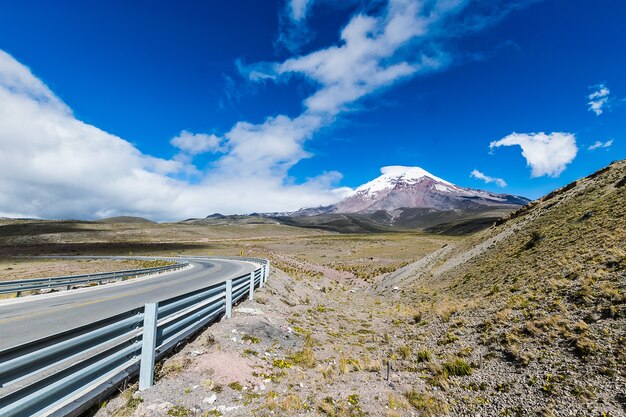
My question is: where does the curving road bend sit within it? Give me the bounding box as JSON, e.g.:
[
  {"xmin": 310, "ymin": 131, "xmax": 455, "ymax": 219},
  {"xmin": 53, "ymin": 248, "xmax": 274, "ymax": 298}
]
[{"xmin": 0, "ymin": 258, "xmax": 257, "ymax": 350}]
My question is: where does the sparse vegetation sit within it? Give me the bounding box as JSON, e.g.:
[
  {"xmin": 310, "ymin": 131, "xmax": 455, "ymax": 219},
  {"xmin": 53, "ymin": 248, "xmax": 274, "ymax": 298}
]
[
  {"xmin": 7, "ymin": 160, "xmax": 626, "ymax": 416},
  {"xmin": 228, "ymin": 381, "xmax": 243, "ymax": 391},
  {"xmin": 442, "ymin": 358, "xmax": 472, "ymax": 376},
  {"xmin": 416, "ymin": 350, "xmax": 431, "ymax": 363},
  {"xmin": 111, "ymin": 386, "xmax": 142, "ymax": 417},
  {"xmin": 403, "ymin": 390, "xmax": 448, "ymax": 415},
  {"xmin": 241, "ymin": 334, "xmax": 261, "ymax": 344},
  {"xmin": 273, "ymin": 358, "xmax": 293, "ymax": 369},
  {"xmin": 290, "ymin": 347, "xmax": 317, "ymax": 368}
]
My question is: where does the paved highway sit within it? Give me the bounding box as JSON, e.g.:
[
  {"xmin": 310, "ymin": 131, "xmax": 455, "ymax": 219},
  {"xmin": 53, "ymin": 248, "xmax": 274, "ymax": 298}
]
[{"xmin": 0, "ymin": 258, "xmax": 256, "ymax": 350}]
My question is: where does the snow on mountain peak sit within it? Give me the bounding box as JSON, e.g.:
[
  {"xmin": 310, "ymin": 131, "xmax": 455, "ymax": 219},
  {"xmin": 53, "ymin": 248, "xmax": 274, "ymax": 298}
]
[{"xmin": 353, "ymin": 165, "xmax": 454, "ymax": 195}]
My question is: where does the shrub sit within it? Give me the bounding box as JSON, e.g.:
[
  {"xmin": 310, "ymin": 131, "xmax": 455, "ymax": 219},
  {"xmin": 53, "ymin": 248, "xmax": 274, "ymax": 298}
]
[
  {"xmin": 242, "ymin": 334, "xmax": 260, "ymax": 344},
  {"xmin": 403, "ymin": 390, "xmax": 448, "ymax": 415},
  {"xmin": 524, "ymin": 231, "xmax": 543, "ymax": 250},
  {"xmin": 398, "ymin": 345, "xmax": 412, "ymax": 360},
  {"xmin": 273, "ymin": 359, "xmax": 293, "ymax": 369},
  {"xmin": 347, "ymin": 394, "xmax": 360, "ymax": 405},
  {"xmin": 228, "ymin": 381, "xmax": 243, "ymax": 391},
  {"xmin": 290, "ymin": 348, "xmax": 317, "ymax": 368},
  {"xmin": 416, "ymin": 350, "xmax": 431, "ymax": 363},
  {"xmin": 442, "ymin": 358, "xmax": 472, "ymax": 376}
]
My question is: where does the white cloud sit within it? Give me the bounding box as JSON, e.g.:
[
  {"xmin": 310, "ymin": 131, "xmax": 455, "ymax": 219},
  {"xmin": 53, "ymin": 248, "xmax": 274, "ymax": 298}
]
[
  {"xmin": 0, "ymin": 50, "xmax": 348, "ymax": 221},
  {"xmin": 289, "ymin": 0, "xmax": 313, "ymax": 22},
  {"xmin": 470, "ymin": 169, "xmax": 507, "ymax": 187},
  {"xmin": 217, "ymin": 114, "xmax": 322, "ymax": 178},
  {"xmin": 275, "ymin": 0, "xmax": 317, "ymax": 53},
  {"xmin": 228, "ymin": 0, "xmax": 471, "ymax": 198},
  {"xmin": 0, "ymin": 50, "xmax": 70, "ymax": 115},
  {"xmin": 489, "ymin": 132, "xmax": 578, "ymax": 178},
  {"xmin": 170, "ymin": 131, "xmax": 223, "ymax": 156},
  {"xmin": 275, "ymin": 1, "xmax": 455, "ymax": 116},
  {"xmin": 588, "ymin": 83, "xmax": 610, "ymax": 116},
  {"xmin": 587, "ymin": 139, "xmax": 613, "ymax": 151}
]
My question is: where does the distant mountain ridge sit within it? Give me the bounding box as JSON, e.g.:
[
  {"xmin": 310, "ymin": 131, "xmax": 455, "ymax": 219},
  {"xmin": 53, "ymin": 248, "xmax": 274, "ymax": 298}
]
[
  {"xmin": 96, "ymin": 216, "xmax": 156, "ymax": 224},
  {"xmin": 294, "ymin": 165, "xmax": 529, "ymax": 216},
  {"xmin": 186, "ymin": 166, "xmax": 530, "ymax": 234}
]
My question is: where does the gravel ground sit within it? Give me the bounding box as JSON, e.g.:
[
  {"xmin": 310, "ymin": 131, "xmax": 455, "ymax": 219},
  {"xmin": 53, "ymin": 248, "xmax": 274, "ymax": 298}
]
[{"xmin": 94, "ymin": 256, "xmax": 626, "ymax": 417}]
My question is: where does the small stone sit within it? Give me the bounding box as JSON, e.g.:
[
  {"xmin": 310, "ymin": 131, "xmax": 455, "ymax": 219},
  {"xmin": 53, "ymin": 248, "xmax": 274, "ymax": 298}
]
[
  {"xmin": 217, "ymin": 405, "xmax": 240, "ymax": 413},
  {"xmin": 203, "ymin": 394, "xmax": 217, "ymax": 405},
  {"xmin": 393, "ymin": 286, "xmax": 400, "ymax": 291},
  {"xmin": 146, "ymin": 402, "xmax": 173, "ymax": 412},
  {"xmin": 234, "ymin": 307, "xmax": 264, "ymax": 315}
]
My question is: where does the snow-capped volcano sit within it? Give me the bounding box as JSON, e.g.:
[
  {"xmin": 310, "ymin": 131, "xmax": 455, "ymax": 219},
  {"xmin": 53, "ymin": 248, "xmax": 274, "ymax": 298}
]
[
  {"xmin": 352, "ymin": 166, "xmax": 454, "ymax": 196},
  {"xmin": 295, "ymin": 165, "xmax": 529, "ymax": 215}
]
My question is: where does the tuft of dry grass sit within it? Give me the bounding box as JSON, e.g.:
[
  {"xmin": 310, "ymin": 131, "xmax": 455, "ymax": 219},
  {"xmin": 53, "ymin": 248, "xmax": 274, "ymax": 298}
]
[
  {"xmin": 158, "ymin": 358, "xmax": 191, "ymax": 379},
  {"xmin": 403, "ymin": 389, "xmax": 448, "ymax": 415},
  {"xmin": 111, "ymin": 385, "xmax": 142, "ymax": 417},
  {"xmin": 280, "ymin": 394, "xmax": 305, "ymax": 412},
  {"xmin": 290, "ymin": 347, "xmax": 317, "ymax": 368}
]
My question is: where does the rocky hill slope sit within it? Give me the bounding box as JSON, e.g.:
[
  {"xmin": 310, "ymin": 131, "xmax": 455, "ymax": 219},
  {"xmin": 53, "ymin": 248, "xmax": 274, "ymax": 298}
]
[{"xmin": 380, "ymin": 158, "xmax": 626, "ymax": 414}]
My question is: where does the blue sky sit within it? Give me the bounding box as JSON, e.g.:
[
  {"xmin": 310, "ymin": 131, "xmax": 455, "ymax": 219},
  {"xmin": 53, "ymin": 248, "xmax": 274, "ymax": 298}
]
[{"xmin": 0, "ymin": 0, "xmax": 623, "ymax": 220}]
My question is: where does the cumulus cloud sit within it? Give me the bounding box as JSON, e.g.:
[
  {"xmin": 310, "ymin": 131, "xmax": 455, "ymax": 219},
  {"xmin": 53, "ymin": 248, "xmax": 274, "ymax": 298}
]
[
  {"xmin": 470, "ymin": 169, "xmax": 507, "ymax": 187},
  {"xmin": 0, "ymin": 50, "xmax": 348, "ymax": 221},
  {"xmin": 587, "ymin": 139, "xmax": 613, "ymax": 151},
  {"xmin": 489, "ymin": 132, "xmax": 578, "ymax": 178},
  {"xmin": 170, "ymin": 131, "xmax": 223, "ymax": 156},
  {"xmin": 588, "ymin": 83, "xmax": 610, "ymax": 116},
  {"xmin": 274, "ymin": 1, "xmax": 455, "ymax": 116},
  {"xmin": 0, "ymin": 50, "xmax": 70, "ymax": 115}
]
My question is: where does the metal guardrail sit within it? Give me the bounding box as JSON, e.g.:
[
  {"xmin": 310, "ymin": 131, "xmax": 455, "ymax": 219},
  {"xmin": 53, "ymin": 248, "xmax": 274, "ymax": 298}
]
[
  {"xmin": 0, "ymin": 260, "xmax": 189, "ymax": 297},
  {"xmin": 0, "ymin": 257, "xmax": 270, "ymax": 417}
]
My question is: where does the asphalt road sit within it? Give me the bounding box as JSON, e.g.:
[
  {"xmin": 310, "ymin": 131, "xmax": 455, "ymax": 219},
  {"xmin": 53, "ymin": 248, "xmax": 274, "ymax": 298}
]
[{"xmin": 0, "ymin": 258, "xmax": 256, "ymax": 350}]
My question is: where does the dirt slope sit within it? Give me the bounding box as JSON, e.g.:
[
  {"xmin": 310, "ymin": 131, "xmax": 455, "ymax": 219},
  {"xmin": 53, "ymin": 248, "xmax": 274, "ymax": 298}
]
[{"xmin": 380, "ymin": 159, "xmax": 626, "ymax": 415}]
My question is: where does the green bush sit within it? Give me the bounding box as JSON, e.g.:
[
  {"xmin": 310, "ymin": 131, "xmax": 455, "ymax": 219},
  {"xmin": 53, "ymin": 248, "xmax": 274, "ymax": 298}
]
[{"xmin": 443, "ymin": 358, "xmax": 472, "ymax": 376}]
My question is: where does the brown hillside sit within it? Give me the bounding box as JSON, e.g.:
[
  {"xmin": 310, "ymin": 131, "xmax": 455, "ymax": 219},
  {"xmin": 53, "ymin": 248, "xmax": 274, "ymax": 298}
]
[{"xmin": 387, "ymin": 159, "xmax": 626, "ymax": 414}]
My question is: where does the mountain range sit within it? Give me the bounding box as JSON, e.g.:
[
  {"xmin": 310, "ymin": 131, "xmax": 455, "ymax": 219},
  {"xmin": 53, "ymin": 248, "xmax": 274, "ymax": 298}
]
[
  {"xmin": 294, "ymin": 166, "xmax": 528, "ymax": 215},
  {"xmin": 186, "ymin": 166, "xmax": 530, "ymax": 234}
]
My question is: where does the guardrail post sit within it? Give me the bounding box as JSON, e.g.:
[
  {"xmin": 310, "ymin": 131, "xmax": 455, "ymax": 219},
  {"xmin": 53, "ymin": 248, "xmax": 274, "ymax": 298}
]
[
  {"xmin": 249, "ymin": 272, "xmax": 254, "ymax": 300},
  {"xmin": 259, "ymin": 265, "xmax": 264, "ymax": 288},
  {"xmin": 139, "ymin": 302, "xmax": 158, "ymax": 391},
  {"xmin": 16, "ymin": 291, "xmax": 21, "ymax": 298},
  {"xmin": 225, "ymin": 280, "xmax": 232, "ymax": 319}
]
